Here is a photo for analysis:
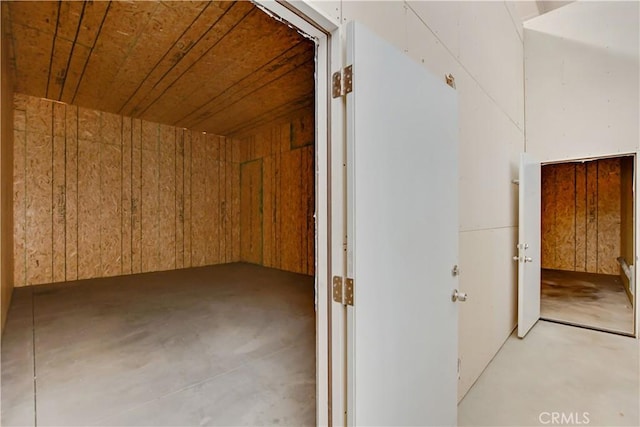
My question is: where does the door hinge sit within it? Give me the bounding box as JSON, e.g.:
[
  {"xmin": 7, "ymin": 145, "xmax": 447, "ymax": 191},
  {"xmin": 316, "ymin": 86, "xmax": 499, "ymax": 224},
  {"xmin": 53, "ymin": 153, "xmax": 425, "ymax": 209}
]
[
  {"xmin": 332, "ymin": 65, "xmax": 353, "ymax": 98},
  {"xmin": 332, "ymin": 275, "xmax": 354, "ymax": 306}
]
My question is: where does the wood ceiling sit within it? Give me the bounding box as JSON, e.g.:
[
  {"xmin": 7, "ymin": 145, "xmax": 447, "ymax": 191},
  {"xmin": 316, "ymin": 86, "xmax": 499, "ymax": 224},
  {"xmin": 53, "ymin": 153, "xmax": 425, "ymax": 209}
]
[{"xmin": 3, "ymin": 1, "xmax": 315, "ymax": 136}]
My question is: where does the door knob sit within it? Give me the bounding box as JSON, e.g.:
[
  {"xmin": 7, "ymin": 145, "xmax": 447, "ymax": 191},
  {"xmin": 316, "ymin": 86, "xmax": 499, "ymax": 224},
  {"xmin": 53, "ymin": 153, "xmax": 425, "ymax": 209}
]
[
  {"xmin": 524, "ymin": 257, "xmax": 532, "ymax": 263},
  {"xmin": 452, "ymin": 289, "xmax": 468, "ymax": 302},
  {"xmin": 512, "ymin": 256, "xmax": 520, "ymax": 261}
]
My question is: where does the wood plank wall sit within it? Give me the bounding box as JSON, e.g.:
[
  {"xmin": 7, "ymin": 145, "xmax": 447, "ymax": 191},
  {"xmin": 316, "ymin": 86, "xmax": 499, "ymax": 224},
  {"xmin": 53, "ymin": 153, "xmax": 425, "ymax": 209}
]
[
  {"xmin": 13, "ymin": 93, "xmax": 240, "ymax": 287},
  {"xmin": 541, "ymin": 158, "xmax": 626, "ymax": 275},
  {"xmin": 620, "ymin": 156, "xmax": 634, "ymax": 293},
  {"xmin": 236, "ymin": 110, "xmax": 315, "ymax": 276},
  {"xmin": 1, "ymin": 9, "xmax": 15, "ymax": 331}
]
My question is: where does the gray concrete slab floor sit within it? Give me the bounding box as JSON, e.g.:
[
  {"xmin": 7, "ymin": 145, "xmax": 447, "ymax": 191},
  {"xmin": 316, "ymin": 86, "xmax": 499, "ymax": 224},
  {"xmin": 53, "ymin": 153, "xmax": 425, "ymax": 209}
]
[
  {"xmin": 1, "ymin": 263, "xmax": 315, "ymax": 426},
  {"xmin": 458, "ymin": 320, "xmax": 639, "ymax": 427}
]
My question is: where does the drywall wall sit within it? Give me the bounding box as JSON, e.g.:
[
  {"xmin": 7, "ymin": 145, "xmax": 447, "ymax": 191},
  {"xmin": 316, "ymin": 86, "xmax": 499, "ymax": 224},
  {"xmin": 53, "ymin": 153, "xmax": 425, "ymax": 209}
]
[
  {"xmin": 236, "ymin": 109, "xmax": 315, "ymax": 276},
  {"xmin": 308, "ymin": 0, "xmax": 525, "ymax": 400},
  {"xmin": 541, "ymin": 158, "xmax": 626, "ymax": 275},
  {"xmin": 525, "ymin": 1, "xmax": 640, "ymax": 162},
  {"xmin": 1, "ymin": 7, "xmax": 14, "ymax": 332},
  {"xmin": 13, "ymin": 94, "xmax": 240, "ymax": 286}
]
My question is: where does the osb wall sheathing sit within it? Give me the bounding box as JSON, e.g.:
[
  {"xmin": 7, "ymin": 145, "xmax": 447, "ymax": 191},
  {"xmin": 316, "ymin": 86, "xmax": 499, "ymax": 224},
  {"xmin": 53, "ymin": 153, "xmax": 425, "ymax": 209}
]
[
  {"xmin": 1, "ymin": 7, "xmax": 15, "ymax": 332},
  {"xmin": 13, "ymin": 94, "xmax": 240, "ymax": 286},
  {"xmin": 541, "ymin": 158, "xmax": 626, "ymax": 275},
  {"xmin": 236, "ymin": 110, "xmax": 315, "ymax": 276},
  {"xmin": 620, "ymin": 157, "xmax": 634, "ymax": 295}
]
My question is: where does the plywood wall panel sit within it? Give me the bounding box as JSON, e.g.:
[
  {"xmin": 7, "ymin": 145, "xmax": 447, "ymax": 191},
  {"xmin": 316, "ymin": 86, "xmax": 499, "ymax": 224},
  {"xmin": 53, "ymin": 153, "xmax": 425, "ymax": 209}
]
[
  {"xmin": 204, "ymin": 135, "xmax": 219, "ymax": 265},
  {"xmin": 585, "ymin": 162, "xmax": 598, "ymax": 272},
  {"xmin": 26, "ymin": 96, "xmax": 52, "ymax": 136},
  {"xmin": 554, "ymin": 164, "xmax": 576, "ymax": 269},
  {"xmin": 141, "ymin": 146, "xmax": 159, "ymax": 273},
  {"xmin": 262, "ymin": 155, "xmax": 274, "ymax": 268},
  {"xmin": 158, "ymin": 125, "xmax": 176, "ymax": 271},
  {"xmin": 183, "ymin": 131, "xmax": 192, "ymax": 267},
  {"xmin": 131, "ymin": 144, "xmax": 143, "ymax": 274},
  {"xmin": 64, "ymin": 104, "xmax": 78, "ymax": 281},
  {"xmin": 100, "ymin": 143, "xmax": 122, "ymax": 277},
  {"xmin": 78, "ymin": 106, "xmax": 100, "ymax": 141},
  {"xmin": 541, "ymin": 159, "xmax": 626, "ymax": 275},
  {"xmin": 574, "ymin": 163, "xmax": 587, "ymax": 272},
  {"xmin": 52, "ymin": 134, "xmax": 66, "ymax": 283},
  {"xmin": 303, "ymin": 145, "xmax": 315, "ymax": 275},
  {"xmin": 13, "ymin": 129, "xmax": 26, "ymax": 287},
  {"xmin": 236, "ymin": 112, "xmax": 316, "ymax": 276},
  {"xmin": 121, "ymin": 117, "xmax": 132, "ymax": 275},
  {"xmin": 77, "ymin": 139, "xmax": 100, "ymax": 280},
  {"xmin": 597, "ymin": 158, "xmax": 621, "ymax": 274},
  {"xmin": 541, "ymin": 166, "xmax": 555, "ymax": 269},
  {"xmin": 175, "ymin": 130, "xmax": 184, "ymax": 269},
  {"xmin": 231, "ymin": 161, "xmax": 240, "ymax": 262},
  {"xmin": 25, "ymin": 132, "xmax": 53, "ymax": 286},
  {"xmin": 14, "ymin": 95, "xmax": 240, "ymax": 285},
  {"xmin": 240, "ymin": 159, "xmax": 263, "ymax": 264},
  {"xmin": 190, "ymin": 132, "xmax": 206, "ymax": 267}
]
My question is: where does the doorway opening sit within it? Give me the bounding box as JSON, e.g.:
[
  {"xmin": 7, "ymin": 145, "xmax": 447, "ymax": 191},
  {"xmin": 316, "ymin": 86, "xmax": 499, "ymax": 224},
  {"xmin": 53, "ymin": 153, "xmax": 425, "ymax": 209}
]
[
  {"xmin": 540, "ymin": 155, "xmax": 635, "ymax": 336},
  {"xmin": 1, "ymin": 1, "xmax": 334, "ymax": 425}
]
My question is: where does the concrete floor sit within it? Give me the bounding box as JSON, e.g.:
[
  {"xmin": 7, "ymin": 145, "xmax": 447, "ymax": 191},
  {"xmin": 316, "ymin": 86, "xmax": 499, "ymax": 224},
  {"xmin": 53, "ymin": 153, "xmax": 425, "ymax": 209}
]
[
  {"xmin": 541, "ymin": 269, "xmax": 634, "ymax": 334},
  {"xmin": 458, "ymin": 320, "xmax": 639, "ymax": 426},
  {"xmin": 1, "ymin": 263, "xmax": 315, "ymax": 426}
]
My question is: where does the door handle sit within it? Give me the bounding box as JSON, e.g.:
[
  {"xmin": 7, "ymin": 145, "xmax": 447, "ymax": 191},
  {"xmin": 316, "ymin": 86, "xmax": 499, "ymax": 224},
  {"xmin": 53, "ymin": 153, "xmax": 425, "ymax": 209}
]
[
  {"xmin": 512, "ymin": 256, "xmax": 520, "ymax": 261},
  {"xmin": 452, "ymin": 289, "xmax": 468, "ymax": 302},
  {"xmin": 513, "ymin": 256, "xmax": 533, "ymax": 263},
  {"xmin": 524, "ymin": 257, "xmax": 532, "ymax": 263}
]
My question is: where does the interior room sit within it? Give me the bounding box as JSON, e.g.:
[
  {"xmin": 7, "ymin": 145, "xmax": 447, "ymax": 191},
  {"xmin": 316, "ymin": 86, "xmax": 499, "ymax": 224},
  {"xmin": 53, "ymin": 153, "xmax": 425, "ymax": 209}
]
[
  {"xmin": 540, "ymin": 156, "xmax": 635, "ymax": 335},
  {"xmin": 1, "ymin": 1, "xmax": 317, "ymax": 425}
]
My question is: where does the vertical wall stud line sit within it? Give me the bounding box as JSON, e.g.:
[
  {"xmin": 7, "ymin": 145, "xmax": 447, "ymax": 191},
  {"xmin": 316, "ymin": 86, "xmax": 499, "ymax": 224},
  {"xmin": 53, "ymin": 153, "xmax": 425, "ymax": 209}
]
[
  {"xmin": 120, "ymin": 118, "xmax": 123, "ymax": 273},
  {"xmin": 573, "ymin": 163, "xmax": 578, "ymax": 271},
  {"xmin": 51, "ymin": 102, "xmax": 55, "ymax": 283},
  {"xmin": 63, "ymin": 104, "xmax": 67, "ymax": 281}
]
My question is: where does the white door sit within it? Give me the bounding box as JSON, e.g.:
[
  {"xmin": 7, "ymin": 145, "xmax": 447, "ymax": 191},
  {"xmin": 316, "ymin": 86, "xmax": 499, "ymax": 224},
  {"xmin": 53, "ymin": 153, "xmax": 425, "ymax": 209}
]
[
  {"xmin": 345, "ymin": 21, "xmax": 459, "ymax": 426},
  {"xmin": 517, "ymin": 153, "xmax": 542, "ymax": 338}
]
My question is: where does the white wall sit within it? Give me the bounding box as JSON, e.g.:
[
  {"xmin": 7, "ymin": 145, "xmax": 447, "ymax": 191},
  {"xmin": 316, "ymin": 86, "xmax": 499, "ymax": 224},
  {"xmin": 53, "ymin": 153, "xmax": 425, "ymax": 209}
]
[
  {"xmin": 525, "ymin": 1, "xmax": 640, "ymax": 162},
  {"xmin": 307, "ymin": 0, "xmax": 525, "ymax": 401}
]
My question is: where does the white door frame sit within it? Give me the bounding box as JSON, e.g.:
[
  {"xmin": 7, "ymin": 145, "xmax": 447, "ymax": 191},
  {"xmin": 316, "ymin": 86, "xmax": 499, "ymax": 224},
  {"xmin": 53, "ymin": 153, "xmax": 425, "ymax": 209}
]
[
  {"xmin": 252, "ymin": 2, "xmax": 345, "ymax": 425},
  {"xmin": 538, "ymin": 151, "xmax": 638, "ymax": 338}
]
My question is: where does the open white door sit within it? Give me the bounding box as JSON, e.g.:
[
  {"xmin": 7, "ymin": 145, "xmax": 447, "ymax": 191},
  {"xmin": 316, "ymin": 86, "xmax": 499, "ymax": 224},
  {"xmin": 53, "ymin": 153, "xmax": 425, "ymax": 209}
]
[
  {"xmin": 344, "ymin": 22, "xmax": 459, "ymax": 426},
  {"xmin": 517, "ymin": 153, "xmax": 542, "ymax": 338}
]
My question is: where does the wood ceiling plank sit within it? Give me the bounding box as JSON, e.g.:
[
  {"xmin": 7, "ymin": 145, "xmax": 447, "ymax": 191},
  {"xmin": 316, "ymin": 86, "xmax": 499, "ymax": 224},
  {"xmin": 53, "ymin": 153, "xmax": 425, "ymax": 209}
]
[
  {"xmin": 141, "ymin": 7, "xmax": 305, "ymax": 126},
  {"xmin": 47, "ymin": 37, "xmax": 73, "ymax": 100},
  {"xmin": 121, "ymin": 1, "xmax": 253, "ymax": 118},
  {"xmin": 100, "ymin": 1, "xmax": 209, "ymax": 113},
  {"xmin": 47, "ymin": 2, "xmax": 84, "ymax": 100},
  {"xmin": 225, "ymin": 100, "xmax": 314, "ymax": 138},
  {"xmin": 72, "ymin": 1, "xmax": 159, "ymax": 107},
  {"xmin": 8, "ymin": 1, "xmax": 59, "ymax": 37},
  {"xmin": 179, "ymin": 41, "xmax": 314, "ymax": 129},
  {"xmin": 10, "ymin": 23, "xmax": 55, "ymax": 97},
  {"xmin": 56, "ymin": 1, "xmax": 84, "ymax": 42},
  {"xmin": 193, "ymin": 60, "xmax": 314, "ymax": 135},
  {"xmin": 118, "ymin": 1, "xmax": 235, "ymax": 116},
  {"xmin": 60, "ymin": 1, "xmax": 110, "ymax": 103}
]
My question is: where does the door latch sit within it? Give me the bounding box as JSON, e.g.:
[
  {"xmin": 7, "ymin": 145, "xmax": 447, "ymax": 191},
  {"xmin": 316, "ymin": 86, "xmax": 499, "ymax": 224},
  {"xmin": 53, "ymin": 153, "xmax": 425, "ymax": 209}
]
[{"xmin": 452, "ymin": 289, "xmax": 468, "ymax": 302}]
